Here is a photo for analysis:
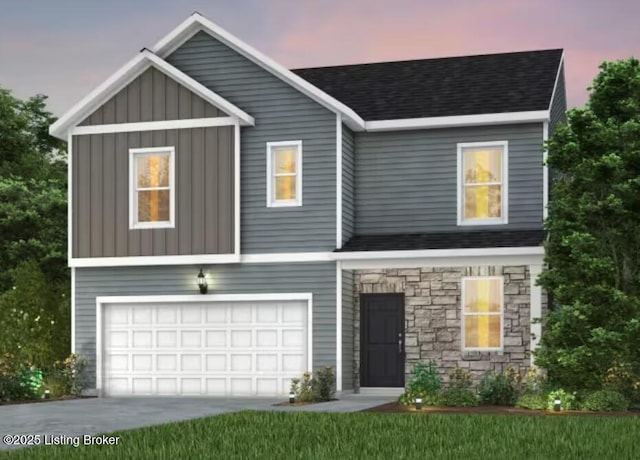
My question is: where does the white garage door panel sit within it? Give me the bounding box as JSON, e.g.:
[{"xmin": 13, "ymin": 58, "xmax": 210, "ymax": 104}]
[{"xmin": 102, "ymin": 301, "xmax": 308, "ymax": 396}]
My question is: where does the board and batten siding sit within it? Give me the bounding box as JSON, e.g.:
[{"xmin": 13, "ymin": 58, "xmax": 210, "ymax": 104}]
[
  {"xmin": 342, "ymin": 125, "xmax": 355, "ymax": 245},
  {"xmin": 75, "ymin": 263, "xmax": 336, "ymax": 388},
  {"xmin": 166, "ymin": 31, "xmax": 337, "ymax": 253},
  {"xmin": 354, "ymin": 123, "xmax": 544, "ymax": 234},
  {"xmin": 72, "ymin": 127, "xmax": 234, "ymax": 258},
  {"xmin": 341, "ymin": 269, "xmax": 355, "ymax": 390},
  {"xmin": 79, "ymin": 67, "xmax": 224, "ymax": 126}
]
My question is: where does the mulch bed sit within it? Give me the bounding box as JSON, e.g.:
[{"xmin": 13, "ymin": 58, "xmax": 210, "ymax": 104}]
[
  {"xmin": 365, "ymin": 402, "xmax": 640, "ymax": 417},
  {"xmin": 0, "ymin": 395, "xmax": 95, "ymax": 406},
  {"xmin": 272, "ymin": 399, "xmax": 339, "ymax": 407}
]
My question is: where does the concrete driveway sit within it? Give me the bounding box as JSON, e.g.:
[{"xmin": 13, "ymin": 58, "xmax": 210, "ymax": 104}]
[{"xmin": 0, "ymin": 395, "xmax": 391, "ymax": 450}]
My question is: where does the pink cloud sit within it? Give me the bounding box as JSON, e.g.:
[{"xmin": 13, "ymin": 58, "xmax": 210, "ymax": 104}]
[{"xmin": 265, "ymin": 0, "xmax": 639, "ymax": 109}]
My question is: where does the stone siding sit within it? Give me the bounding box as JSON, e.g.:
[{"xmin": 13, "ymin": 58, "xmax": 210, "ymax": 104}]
[{"xmin": 353, "ymin": 266, "xmax": 537, "ymax": 389}]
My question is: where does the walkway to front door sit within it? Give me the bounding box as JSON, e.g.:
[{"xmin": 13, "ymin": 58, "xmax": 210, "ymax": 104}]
[{"xmin": 360, "ymin": 293, "xmax": 405, "ymax": 388}]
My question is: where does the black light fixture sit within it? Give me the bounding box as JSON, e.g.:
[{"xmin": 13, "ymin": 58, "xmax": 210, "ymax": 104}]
[
  {"xmin": 553, "ymin": 398, "xmax": 561, "ymax": 412},
  {"xmin": 197, "ymin": 269, "xmax": 208, "ymax": 294},
  {"xmin": 415, "ymin": 397, "xmax": 423, "ymax": 411}
]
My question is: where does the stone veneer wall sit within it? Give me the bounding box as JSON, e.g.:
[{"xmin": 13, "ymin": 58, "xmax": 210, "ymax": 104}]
[{"xmin": 353, "ymin": 266, "xmax": 546, "ymax": 390}]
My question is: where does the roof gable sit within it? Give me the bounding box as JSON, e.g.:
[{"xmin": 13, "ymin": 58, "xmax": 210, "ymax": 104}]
[
  {"xmin": 50, "ymin": 50, "xmax": 254, "ymax": 140},
  {"xmin": 78, "ymin": 66, "xmax": 227, "ymax": 126},
  {"xmin": 151, "ymin": 13, "xmax": 365, "ymax": 131},
  {"xmin": 293, "ymin": 49, "xmax": 564, "ymax": 121}
]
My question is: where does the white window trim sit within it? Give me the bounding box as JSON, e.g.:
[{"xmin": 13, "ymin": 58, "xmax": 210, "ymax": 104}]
[
  {"xmin": 457, "ymin": 140, "xmax": 509, "ymax": 226},
  {"xmin": 266, "ymin": 140, "xmax": 303, "ymax": 207},
  {"xmin": 129, "ymin": 146, "xmax": 176, "ymax": 229},
  {"xmin": 461, "ymin": 276, "xmax": 504, "ymax": 352}
]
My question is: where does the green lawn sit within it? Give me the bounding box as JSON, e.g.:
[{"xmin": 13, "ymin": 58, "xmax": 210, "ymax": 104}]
[{"xmin": 1, "ymin": 411, "xmax": 639, "ymax": 459}]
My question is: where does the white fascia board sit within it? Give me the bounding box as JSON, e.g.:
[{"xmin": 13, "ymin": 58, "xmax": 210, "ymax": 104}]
[
  {"xmin": 96, "ymin": 292, "xmax": 313, "ymax": 304},
  {"xmin": 335, "ymin": 261, "xmax": 342, "ymax": 392},
  {"xmin": 71, "ymin": 117, "xmax": 237, "ymax": 136},
  {"xmin": 334, "ymin": 246, "xmax": 544, "ymax": 261},
  {"xmin": 69, "ymin": 247, "xmax": 544, "ymax": 268},
  {"xmin": 70, "ymin": 253, "xmax": 241, "ymax": 268},
  {"xmin": 151, "ymin": 13, "xmax": 365, "ymax": 131},
  {"xmin": 365, "ymin": 111, "xmax": 550, "ymax": 132},
  {"xmin": 241, "ymin": 252, "xmax": 334, "ymax": 263},
  {"xmin": 336, "ymin": 114, "xmax": 343, "ymax": 248},
  {"xmin": 50, "ymin": 50, "xmax": 254, "ymax": 140},
  {"xmin": 543, "ymin": 121, "xmax": 549, "ymax": 220},
  {"xmin": 340, "ymin": 253, "xmax": 544, "ymax": 270},
  {"xmin": 68, "ymin": 251, "xmax": 333, "ymax": 267},
  {"xmin": 548, "ymin": 51, "xmax": 565, "ymax": 112}
]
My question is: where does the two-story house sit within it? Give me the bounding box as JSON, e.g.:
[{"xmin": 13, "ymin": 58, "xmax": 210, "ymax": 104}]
[{"xmin": 50, "ymin": 13, "xmax": 566, "ymax": 397}]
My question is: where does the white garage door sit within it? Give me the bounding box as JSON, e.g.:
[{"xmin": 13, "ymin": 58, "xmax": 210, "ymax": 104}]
[{"xmin": 101, "ymin": 299, "xmax": 309, "ymax": 396}]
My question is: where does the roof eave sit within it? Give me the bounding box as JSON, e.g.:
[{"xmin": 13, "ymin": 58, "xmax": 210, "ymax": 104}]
[{"xmin": 364, "ymin": 110, "xmax": 550, "ymax": 132}]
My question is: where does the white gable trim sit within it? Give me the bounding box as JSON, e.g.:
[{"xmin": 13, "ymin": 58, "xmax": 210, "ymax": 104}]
[
  {"xmin": 548, "ymin": 52, "xmax": 565, "ymax": 113},
  {"xmin": 50, "ymin": 50, "xmax": 254, "ymax": 140},
  {"xmin": 70, "ymin": 116, "xmax": 237, "ymax": 136},
  {"xmin": 365, "ymin": 110, "xmax": 550, "ymax": 132},
  {"xmin": 152, "ymin": 13, "xmax": 366, "ymax": 132}
]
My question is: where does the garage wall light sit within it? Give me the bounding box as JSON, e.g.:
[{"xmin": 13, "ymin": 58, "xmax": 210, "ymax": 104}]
[{"xmin": 197, "ymin": 269, "xmax": 208, "ymax": 294}]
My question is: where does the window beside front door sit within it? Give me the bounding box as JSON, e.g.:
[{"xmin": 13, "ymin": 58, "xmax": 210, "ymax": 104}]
[
  {"xmin": 266, "ymin": 140, "xmax": 302, "ymax": 207},
  {"xmin": 129, "ymin": 147, "xmax": 175, "ymax": 229},
  {"xmin": 457, "ymin": 141, "xmax": 508, "ymax": 225},
  {"xmin": 461, "ymin": 276, "xmax": 503, "ymax": 351}
]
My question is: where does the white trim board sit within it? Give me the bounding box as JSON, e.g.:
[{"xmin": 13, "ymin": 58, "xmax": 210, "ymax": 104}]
[
  {"xmin": 71, "ymin": 267, "xmax": 76, "ymax": 353},
  {"xmin": 234, "ymin": 122, "xmax": 241, "ymax": 256},
  {"xmin": 548, "ymin": 52, "xmax": 565, "ymax": 113},
  {"xmin": 365, "ymin": 111, "xmax": 550, "ymax": 132},
  {"xmin": 334, "ymin": 246, "xmax": 544, "ymax": 261},
  {"xmin": 95, "ymin": 293, "xmax": 313, "ymax": 396},
  {"xmin": 50, "ymin": 50, "xmax": 254, "ymax": 140},
  {"xmin": 340, "ymin": 253, "xmax": 544, "ymax": 270},
  {"xmin": 151, "ymin": 12, "xmax": 365, "ymax": 131},
  {"xmin": 336, "ymin": 114, "xmax": 343, "ymax": 248},
  {"xmin": 67, "ymin": 133, "xmax": 73, "ymax": 260},
  {"xmin": 542, "ymin": 121, "xmax": 549, "ymax": 221},
  {"xmin": 68, "ymin": 247, "xmax": 543, "ymax": 268},
  {"xmin": 336, "ymin": 261, "xmax": 343, "ymax": 392},
  {"xmin": 71, "ymin": 117, "xmax": 237, "ymax": 136}
]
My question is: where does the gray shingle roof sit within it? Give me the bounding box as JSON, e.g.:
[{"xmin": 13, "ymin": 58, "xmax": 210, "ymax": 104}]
[
  {"xmin": 292, "ymin": 49, "xmax": 563, "ymax": 121},
  {"xmin": 335, "ymin": 230, "xmax": 545, "ymax": 252}
]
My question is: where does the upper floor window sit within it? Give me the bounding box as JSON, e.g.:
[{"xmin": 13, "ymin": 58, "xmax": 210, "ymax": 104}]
[
  {"xmin": 462, "ymin": 276, "xmax": 503, "ymax": 351},
  {"xmin": 266, "ymin": 140, "xmax": 302, "ymax": 207},
  {"xmin": 457, "ymin": 141, "xmax": 508, "ymax": 225},
  {"xmin": 129, "ymin": 147, "xmax": 175, "ymax": 229}
]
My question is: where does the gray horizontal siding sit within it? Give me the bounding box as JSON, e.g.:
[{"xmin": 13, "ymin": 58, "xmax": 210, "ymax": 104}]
[
  {"xmin": 75, "ymin": 263, "xmax": 337, "ymax": 388},
  {"xmin": 342, "ymin": 125, "xmax": 355, "ymax": 245},
  {"xmin": 79, "ymin": 67, "xmax": 224, "ymax": 126},
  {"xmin": 341, "ymin": 269, "xmax": 354, "ymax": 390},
  {"xmin": 72, "ymin": 127, "xmax": 234, "ymax": 258},
  {"xmin": 167, "ymin": 32, "xmax": 337, "ymax": 253},
  {"xmin": 354, "ymin": 124, "xmax": 544, "ymax": 234}
]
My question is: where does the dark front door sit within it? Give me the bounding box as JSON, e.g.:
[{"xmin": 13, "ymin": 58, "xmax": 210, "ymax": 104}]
[{"xmin": 360, "ymin": 293, "xmax": 405, "ymax": 387}]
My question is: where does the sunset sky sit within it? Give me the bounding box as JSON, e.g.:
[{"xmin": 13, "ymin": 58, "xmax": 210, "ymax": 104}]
[{"xmin": 1, "ymin": 0, "xmax": 638, "ymax": 117}]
